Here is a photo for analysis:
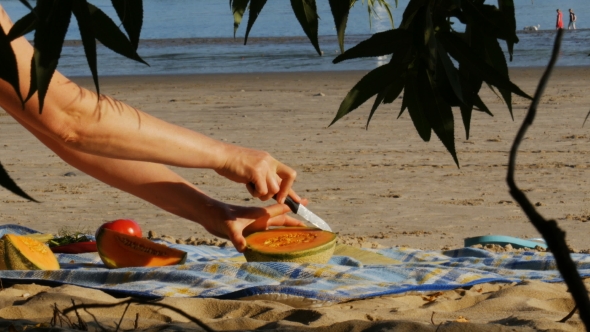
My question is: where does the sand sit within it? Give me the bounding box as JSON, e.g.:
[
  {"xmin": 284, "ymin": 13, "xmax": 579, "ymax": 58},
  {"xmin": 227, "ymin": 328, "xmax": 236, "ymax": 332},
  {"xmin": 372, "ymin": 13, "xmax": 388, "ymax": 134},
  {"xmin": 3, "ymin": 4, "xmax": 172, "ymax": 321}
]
[{"xmin": 1, "ymin": 67, "xmax": 590, "ymax": 330}]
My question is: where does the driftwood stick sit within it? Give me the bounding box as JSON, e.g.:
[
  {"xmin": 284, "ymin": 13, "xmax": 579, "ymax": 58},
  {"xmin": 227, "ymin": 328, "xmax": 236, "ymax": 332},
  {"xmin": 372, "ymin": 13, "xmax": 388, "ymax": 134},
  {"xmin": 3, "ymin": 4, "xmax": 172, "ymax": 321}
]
[
  {"xmin": 506, "ymin": 29, "xmax": 590, "ymax": 330},
  {"xmin": 62, "ymin": 298, "xmax": 215, "ymax": 332}
]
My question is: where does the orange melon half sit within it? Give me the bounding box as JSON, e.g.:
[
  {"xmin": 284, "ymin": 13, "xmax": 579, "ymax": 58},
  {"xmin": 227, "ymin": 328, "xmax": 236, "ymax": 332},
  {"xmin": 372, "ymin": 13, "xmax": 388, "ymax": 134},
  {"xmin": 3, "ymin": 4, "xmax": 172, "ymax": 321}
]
[
  {"xmin": 244, "ymin": 227, "xmax": 337, "ymax": 263},
  {"xmin": 96, "ymin": 228, "xmax": 187, "ymax": 268},
  {"xmin": 0, "ymin": 234, "xmax": 60, "ymax": 270}
]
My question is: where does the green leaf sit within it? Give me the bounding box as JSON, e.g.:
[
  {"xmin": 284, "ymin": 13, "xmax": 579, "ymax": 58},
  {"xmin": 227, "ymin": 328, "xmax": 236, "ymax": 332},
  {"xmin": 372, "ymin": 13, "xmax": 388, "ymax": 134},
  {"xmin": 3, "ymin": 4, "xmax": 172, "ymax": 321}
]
[
  {"xmin": 437, "ymin": 31, "xmax": 531, "ymax": 100},
  {"xmin": 0, "ymin": 162, "xmax": 38, "ymax": 202},
  {"xmin": 7, "ymin": 11, "xmax": 36, "ymax": 41},
  {"xmin": 244, "ymin": 0, "xmax": 268, "ymax": 44},
  {"xmin": 110, "ymin": 0, "xmax": 144, "ymax": 51},
  {"xmin": 87, "ymin": 3, "xmax": 148, "ymax": 66},
  {"xmin": 290, "ymin": 0, "xmax": 321, "ymax": 56},
  {"xmin": 383, "ymin": 71, "xmax": 405, "ymax": 104},
  {"xmin": 480, "ymin": 28, "xmax": 512, "ymax": 118},
  {"xmin": 330, "ymin": 63, "xmax": 394, "ymax": 126},
  {"xmin": 72, "ymin": 0, "xmax": 99, "ymax": 96},
  {"xmin": 0, "ymin": 21, "xmax": 23, "ymax": 103},
  {"xmin": 497, "ymin": 0, "xmax": 517, "ymax": 60},
  {"xmin": 31, "ymin": 0, "xmax": 73, "ymax": 113},
  {"xmin": 333, "ymin": 28, "xmax": 410, "ymax": 63},
  {"xmin": 230, "ymin": 0, "xmax": 250, "ymax": 38},
  {"xmin": 436, "ymin": 42, "xmax": 463, "ymax": 106},
  {"xmin": 18, "ymin": 0, "xmax": 34, "ymax": 11},
  {"xmin": 403, "ymin": 66, "xmax": 431, "ymax": 141},
  {"xmin": 328, "ymin": 0, "xmax": 350, "ymax": 53},
  {"xmin": 473, "ymin": 93, "xmax": 493, "ymax": 116},
  {"xmin": 399, "ymin": 0, "xmax": 426, "ymax": 29},
  {"xmin": 417, "ymin": 67, "xmax": 458, "ymax": 166},
  {"xmin": 367, "ymin": 63, "xmax": 407, "ymax": 128}
]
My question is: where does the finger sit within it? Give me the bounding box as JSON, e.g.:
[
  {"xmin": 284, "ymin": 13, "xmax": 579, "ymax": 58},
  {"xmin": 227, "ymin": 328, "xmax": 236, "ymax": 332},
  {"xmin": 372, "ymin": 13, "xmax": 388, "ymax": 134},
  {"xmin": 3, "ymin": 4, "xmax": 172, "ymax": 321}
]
[
  {"xmin": 250, "ymin": 178, "xmax": 267, "ymax": 198},
  {"xmin": 275, "ymin": 165, "xmax": 297, "ymax": 203},
  {"xmin": 228, "ymin": 227, "xmax": 248, "ymax": 253},
  {"xmin": 262, "ymin": 203, "xmax": 291, "ymax": 219},
  {"xmin": 267, "ymin": 214, "xmax": 306, "ymax": 227}
]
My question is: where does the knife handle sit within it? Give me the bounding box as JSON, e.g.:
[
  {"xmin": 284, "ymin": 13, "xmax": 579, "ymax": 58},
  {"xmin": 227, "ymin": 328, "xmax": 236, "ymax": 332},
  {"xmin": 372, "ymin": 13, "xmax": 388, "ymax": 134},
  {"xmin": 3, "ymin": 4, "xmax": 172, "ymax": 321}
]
[{"xmin": 249, "ymin": 182, "xmax": 299, "ymax": 214}]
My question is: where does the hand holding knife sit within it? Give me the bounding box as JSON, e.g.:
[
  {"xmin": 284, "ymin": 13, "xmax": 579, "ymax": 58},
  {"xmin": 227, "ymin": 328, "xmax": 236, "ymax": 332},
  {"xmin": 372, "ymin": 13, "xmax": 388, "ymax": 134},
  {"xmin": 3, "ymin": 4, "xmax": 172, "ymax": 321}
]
[{"xmin": 249, "ymin": 183, "xmax": 332, "ymax": 232}]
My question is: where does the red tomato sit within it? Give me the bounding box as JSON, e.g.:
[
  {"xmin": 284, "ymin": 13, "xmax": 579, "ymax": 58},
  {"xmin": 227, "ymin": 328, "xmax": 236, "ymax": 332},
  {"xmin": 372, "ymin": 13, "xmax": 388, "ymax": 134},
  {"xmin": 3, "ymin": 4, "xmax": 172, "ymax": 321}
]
[{"xmin": 96, "ymin": 219, "xmax": 142, "ymax": 238}]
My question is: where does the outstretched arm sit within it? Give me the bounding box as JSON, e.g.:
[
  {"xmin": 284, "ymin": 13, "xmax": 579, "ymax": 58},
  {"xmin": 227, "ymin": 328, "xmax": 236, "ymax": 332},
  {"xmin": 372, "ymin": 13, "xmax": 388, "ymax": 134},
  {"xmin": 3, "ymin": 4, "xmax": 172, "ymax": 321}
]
[{"xmin": 0, "ymin": 5, "xmax": 297, "ymax": 203}]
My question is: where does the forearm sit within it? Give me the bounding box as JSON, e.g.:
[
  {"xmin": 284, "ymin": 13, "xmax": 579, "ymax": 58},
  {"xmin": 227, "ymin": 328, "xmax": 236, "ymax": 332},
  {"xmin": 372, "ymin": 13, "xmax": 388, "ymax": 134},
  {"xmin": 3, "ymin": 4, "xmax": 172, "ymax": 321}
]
[
  {"xmin": 0, "ymin": 7, "xmax": 230, "ymax": 170},
  {"xmin": 14, "ymin": 115, "xmax": 223, "ymax": 229}
]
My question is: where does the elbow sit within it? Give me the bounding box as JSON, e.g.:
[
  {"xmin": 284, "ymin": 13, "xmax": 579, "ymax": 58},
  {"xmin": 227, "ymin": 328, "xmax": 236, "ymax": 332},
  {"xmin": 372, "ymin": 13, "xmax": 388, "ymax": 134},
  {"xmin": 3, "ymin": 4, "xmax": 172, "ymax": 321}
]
[{"xmin": 52, "ymin": 124, "xmax": 86, "ymax": 150}]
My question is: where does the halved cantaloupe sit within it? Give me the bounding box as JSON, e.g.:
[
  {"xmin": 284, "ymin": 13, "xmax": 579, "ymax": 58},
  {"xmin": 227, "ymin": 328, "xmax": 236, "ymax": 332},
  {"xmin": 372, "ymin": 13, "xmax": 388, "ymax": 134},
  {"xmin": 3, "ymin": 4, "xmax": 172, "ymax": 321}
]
[
  {"xmin": 244, "ymin": 227, "xmax": 337, "ymax": 264},
  {"xmin": 0, "ymin": 234, "xmax": 60, "ymax": 270},
  {"xmin": 96, "ymin": 228, "xmax": 187, "ymax": 268}
]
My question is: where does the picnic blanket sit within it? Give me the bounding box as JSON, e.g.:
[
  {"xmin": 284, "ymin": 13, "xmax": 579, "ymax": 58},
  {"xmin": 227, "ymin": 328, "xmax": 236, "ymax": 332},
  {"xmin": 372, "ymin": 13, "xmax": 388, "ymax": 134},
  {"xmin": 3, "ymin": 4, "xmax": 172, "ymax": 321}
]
[{"xmin": 1, "ymin": 224, "xmax": 590, "ymax": 306}]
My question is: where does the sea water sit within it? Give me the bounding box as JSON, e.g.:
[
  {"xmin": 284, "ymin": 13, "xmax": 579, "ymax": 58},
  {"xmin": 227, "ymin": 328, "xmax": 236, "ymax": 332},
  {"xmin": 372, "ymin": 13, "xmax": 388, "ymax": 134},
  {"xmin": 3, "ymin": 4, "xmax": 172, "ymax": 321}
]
[{"xmin": 2, "ymin": 0, "xmax": 589, "ymax": 76}]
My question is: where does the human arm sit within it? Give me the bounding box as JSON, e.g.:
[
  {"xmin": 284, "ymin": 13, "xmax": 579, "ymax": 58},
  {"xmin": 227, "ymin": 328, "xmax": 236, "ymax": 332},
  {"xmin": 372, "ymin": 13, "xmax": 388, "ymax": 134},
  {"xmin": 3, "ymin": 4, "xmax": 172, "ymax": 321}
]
[{"xmin": 0, "ymin": 5, "xmax": 297, "ymax": 203}]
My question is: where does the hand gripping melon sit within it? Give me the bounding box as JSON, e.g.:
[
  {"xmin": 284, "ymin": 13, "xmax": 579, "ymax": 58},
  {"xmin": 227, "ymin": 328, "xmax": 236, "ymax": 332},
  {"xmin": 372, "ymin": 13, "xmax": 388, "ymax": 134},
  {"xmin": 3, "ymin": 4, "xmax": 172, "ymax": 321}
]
[
  {"xmin": 0, "ymin": 234, "xmax": 60, "ymax": 270},
  {"xmin": 244, "ymin": 227, "xmax": 337, "ymax": 264},
  {"xmin": 96, "ymin": 228, "xmax": 187, "ymax": 268}
]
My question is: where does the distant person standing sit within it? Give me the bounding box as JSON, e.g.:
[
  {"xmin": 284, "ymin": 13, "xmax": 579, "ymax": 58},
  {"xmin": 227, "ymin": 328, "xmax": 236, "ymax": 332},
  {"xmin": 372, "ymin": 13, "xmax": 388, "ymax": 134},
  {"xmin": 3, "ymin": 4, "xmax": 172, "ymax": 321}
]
[
  {"xmin": 568, "ymin": 9, "xmax": 577, "ymax": 30},
  {"xmin": 556, "ymin": 9, "xmax": 564, "ymax": 29}
]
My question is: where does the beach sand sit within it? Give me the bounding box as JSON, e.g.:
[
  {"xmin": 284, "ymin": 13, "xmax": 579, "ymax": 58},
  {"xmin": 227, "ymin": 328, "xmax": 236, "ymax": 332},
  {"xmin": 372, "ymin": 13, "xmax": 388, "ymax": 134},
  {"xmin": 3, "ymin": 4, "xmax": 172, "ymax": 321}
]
[{"xmin": 1, "ymin": 67, "xmax": 590, "ymax": 330}]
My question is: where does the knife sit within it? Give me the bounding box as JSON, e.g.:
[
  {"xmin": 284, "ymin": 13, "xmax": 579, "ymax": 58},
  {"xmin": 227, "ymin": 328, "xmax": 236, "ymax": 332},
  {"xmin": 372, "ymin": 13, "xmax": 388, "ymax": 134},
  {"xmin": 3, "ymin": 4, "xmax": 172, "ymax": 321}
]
[
  {"xmin": 249, "ymin": 183, "xmax": 332, "ymax": 232},
  {"xmin": 281, "ymin": 196, "xmax": 332, "ymax": 232}
]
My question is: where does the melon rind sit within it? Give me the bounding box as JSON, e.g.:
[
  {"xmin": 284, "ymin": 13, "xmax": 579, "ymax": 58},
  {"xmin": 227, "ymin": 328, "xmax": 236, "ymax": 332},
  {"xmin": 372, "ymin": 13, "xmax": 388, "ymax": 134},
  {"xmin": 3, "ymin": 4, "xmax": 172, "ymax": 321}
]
[
  {"xmin": 244, "ymin": 227, "xmax": 337, "ymax": 264},
  {"xmin": 0, "ymin": 234, "xmax": 60, "ymax": 270}
]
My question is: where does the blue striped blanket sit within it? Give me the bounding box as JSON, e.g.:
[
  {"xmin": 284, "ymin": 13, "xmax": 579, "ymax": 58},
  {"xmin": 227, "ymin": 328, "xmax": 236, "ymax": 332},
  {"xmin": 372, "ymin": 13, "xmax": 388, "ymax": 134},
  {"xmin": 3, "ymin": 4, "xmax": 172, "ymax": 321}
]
[{"xmin": 1, "ymin": 224, "xmax": 589, "ymax": 305}]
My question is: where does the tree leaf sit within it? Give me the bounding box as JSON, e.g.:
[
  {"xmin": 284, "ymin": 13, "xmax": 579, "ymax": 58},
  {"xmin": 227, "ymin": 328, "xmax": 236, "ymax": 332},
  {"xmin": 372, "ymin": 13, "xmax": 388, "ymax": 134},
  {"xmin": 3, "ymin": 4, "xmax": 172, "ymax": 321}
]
[
  {"xmin": 18, "ymin": 0, "xmax": 34, "ymax": 11},
  {"xmin": 7, "ymin": 11, "xmax": 37, "ymax": 41},
  {"xmin": 436, "ymin": 42, "xmax": 463, "ymax": 106},
  {"xmin": 328, "ymin": 0, "xmax": 350, "ymax": 53},
  {"xmin": 0, "ymin": 162, "xmax": 38, "ymax": 202},
  {"xmin": 333, "ymin": 28, "xmax": 410, "ymax": 63},
  {"xmin": 496, "ymin": 0, "xmax": 517, "ymax": 61},
  {"xmin": 383, "ymin": 71, "xmax": 405, "ymax": 104},
  {"xmin": 473, "ymin": 93, "xmax": 493, "ymax": 116},
  {"xmin": 32, "ymin": 0, "xmax": 73, "ymax": 113},
  {"xmin": 0, "ymin": 21, "xmax": 23, "ymax": 103},
  {"xmin": 480, "ymin": 27, "xmax": 512, "ymax": 118},
  {"xmin": 366, "ymin": 62, "xmax": 407, "ymax": 128},
  {"xmin": 290, "ymin": 0, "xmax": 321, "ymax": 55},
  {"xmin": 330, "ymin": 63, "xmax": 394, "ymax": 126},
  {"xmin": 110, "ymin": 0, "xmax": 143, "ymax": 51},
  {"xmin": 87, "ymin": 3, "xmax": 148, "ymax": 66},
  {"xmin": 244, "ymin": 0, "xmax": 267, "ymax": 44},
  {"xmin": 230, "ymin": 0, "xmax": 250, "ymax": 38},
  {"xmin": 72, "ymin": 0, "xmax": 99, "ymax": 96},
  {"xmin": 403, "ymin": 66, "xmax": 431, "ymax": 141},
  {"xmin": 418, "ymin": 66, "xmax": 458, "ymax": 166},
  {"xmin": 437, "ymin": 31, "xmax": 530, "ymax": 100}
]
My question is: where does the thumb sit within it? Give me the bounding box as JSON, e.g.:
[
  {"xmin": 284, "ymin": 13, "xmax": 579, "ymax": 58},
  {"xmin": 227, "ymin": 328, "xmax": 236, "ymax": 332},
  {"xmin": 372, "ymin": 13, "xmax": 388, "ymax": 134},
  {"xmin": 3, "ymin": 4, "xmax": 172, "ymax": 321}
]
[{"xmin": 230, "ymin": 230, "xmax": 248, "ymax": 253}]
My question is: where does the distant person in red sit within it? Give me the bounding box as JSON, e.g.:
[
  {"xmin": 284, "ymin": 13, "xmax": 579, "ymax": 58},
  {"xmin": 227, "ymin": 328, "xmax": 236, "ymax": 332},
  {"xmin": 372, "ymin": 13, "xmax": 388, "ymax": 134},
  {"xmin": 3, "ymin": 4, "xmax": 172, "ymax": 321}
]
[{"xmin": 556, "ymin": 9, "xmax": 564, "ymax": 29}]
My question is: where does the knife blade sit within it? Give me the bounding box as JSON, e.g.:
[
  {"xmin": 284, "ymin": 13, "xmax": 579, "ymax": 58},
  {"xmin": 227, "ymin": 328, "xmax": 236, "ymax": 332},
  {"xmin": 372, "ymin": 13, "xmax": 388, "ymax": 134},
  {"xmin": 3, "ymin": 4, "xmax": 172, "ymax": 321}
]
[
  {"xmin": 282, "ymin": 196, "xmax": 332, "ymax": 232},
  {"xmin": 248, "ymin": 183, "xmax": 333, "ymax": 232}
]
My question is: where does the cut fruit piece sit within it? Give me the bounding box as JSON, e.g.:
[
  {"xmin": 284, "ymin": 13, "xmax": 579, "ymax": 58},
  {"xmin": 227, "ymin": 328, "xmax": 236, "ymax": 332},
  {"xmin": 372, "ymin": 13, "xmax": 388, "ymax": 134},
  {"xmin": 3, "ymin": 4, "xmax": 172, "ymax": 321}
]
[
  {"xmin": 96, "ymin": 228, "xmax": 187, "ymax": 268},
  {"xmin": 0, "ymin": 234, "xmax": 60, "ymax": 270},
  {"xmin": 244, "ymin": 227, "xmax": 337, "ymax": 263}
]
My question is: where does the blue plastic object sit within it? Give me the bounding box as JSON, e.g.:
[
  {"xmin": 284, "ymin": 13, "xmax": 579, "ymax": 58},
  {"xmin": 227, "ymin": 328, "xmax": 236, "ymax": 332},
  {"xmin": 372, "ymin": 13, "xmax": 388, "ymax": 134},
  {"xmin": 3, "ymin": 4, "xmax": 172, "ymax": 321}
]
[{"xmin": 464, "ymin": 235, "xmax": 547, "ymax": 249}]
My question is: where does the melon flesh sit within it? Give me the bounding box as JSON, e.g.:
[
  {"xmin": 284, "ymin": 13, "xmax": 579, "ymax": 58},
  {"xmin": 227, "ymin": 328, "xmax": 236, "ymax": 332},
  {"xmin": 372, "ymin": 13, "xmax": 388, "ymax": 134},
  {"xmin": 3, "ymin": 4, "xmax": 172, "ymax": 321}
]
[
  {"xmin": 96, "ymin": 228, "xmax": 187, "ymax": 268},
  {"xmin": 0, "ymin": 234, "xmax": 60, "ymax": 270},
  {"xmin": 244, "ymin": 227, "xmax": 337, "ymax": 263}
]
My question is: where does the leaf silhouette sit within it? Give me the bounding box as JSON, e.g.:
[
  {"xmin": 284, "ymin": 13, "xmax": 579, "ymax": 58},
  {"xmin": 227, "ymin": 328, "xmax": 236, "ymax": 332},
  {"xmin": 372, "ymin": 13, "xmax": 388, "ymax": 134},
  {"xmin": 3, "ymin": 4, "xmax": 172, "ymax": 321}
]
[
  {"xmin": 328, "ymin": 0, "xmax": 350, "ymax": 53},
  {"xmin": 7, "ymin": 11, "xmax": 36, "ymax": 41},
  {"xmin": 111, "ymin": 0, "xmax": 144, "ymax": 51},
  {"xmin": 72, "ymin": 0, "xmax": 99, "ymax": 96},
  {"xmin": 31, "ymin": 0, "xmax": 73, "ymax": 113},
  {"xmin": 418, "ymin": 66, "xmax": 458, "ymax": 166},
  {"xmin": 403, "ymin": 67, "xmax": 431, "ymax": 141},
  {"xmin": 230, "ymin": 0, "xmax": 250, "ymax": 37},
  {"xmin": 18, "ymin": 0, "xmax": 34, "ymax": 11},
  {"xmin": 0, "ymin": 162, "xmax": 38, "ymax": 202},
  {"xmin": 0, "ymin": 20, "xmax": 23, "ymax": 103},
  {"xmin": 330, "ymin": 63, "xmax": 395, "ymax": 126},
  {"xmin": 87, "ymin": 3, "xmax": 148, "ymax": 65},
  {"xmin": 497, "ymin": 0, "xmax": 517, "ymax": 61},
  {"xmin": 244, "ymin": 0, "xmax": 268, "ymax": 44},
  {"xmin": 437, "ymin": 31, "xmax": 530, "ymax": 100},
  {"xmin": 290, "ymin": 0, "xmax": 321, "ymax": 55},
  {"xmin": 333, "ymin": 28, "xmax": 410, "ymax": 63}
]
